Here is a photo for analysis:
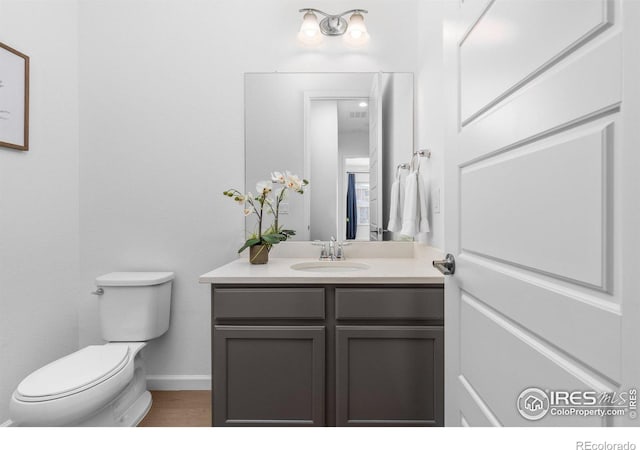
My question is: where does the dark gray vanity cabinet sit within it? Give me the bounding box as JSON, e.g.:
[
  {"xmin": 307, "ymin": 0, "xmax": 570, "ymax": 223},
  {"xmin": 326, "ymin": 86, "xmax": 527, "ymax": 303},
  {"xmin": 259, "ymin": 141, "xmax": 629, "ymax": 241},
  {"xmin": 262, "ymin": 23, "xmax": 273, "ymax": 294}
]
[
  {"xmin": 213, "ymin": 325, "xmax": 325, "ymax": 426},
  {"xmin": 211, "ymin": 285, "xmax": 444, "ymax": 427},
  {"xmin": 335, "ymin": 326, "xmax": 443, "ymax": 426}
]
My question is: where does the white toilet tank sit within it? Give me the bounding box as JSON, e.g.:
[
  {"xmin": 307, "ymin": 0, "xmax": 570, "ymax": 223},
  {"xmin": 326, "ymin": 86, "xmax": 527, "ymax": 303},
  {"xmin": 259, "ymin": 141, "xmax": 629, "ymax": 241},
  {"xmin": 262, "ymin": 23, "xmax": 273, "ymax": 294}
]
[{"xmin": 95, "ymin": 272, "xmax": 174, "ymax": 342}]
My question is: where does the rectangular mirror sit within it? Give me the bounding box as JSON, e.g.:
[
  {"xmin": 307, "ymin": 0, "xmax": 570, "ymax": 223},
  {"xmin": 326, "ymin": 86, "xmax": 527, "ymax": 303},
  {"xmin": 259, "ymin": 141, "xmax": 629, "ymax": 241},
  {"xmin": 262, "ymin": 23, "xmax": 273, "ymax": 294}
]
[{"xmin": 245, "ymin": 72, "xmax": 414, "ymax": 242}]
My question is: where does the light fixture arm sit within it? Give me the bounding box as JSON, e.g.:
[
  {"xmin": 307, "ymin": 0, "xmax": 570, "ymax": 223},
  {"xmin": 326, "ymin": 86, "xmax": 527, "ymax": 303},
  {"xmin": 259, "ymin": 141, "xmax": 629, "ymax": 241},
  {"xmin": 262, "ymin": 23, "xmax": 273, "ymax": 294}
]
[
  {"xmin": 297, "ymin": 7, "xmax": 369, "ymax": 44},
  {"xmin": 298, "ymin": 8, "xmax": 369, "ymax": 17},
  {"xmin": 298, "ymin": 8, "xmax": 368, "ymax": 37}
]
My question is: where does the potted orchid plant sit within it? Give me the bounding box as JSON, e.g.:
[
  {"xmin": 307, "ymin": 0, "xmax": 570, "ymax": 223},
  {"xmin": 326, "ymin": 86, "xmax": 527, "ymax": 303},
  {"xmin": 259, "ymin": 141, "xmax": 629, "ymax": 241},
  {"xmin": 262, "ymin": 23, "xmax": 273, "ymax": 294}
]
[{"xmin": 223, "ymin": 171, "xmax": 309, "ymax": 264}]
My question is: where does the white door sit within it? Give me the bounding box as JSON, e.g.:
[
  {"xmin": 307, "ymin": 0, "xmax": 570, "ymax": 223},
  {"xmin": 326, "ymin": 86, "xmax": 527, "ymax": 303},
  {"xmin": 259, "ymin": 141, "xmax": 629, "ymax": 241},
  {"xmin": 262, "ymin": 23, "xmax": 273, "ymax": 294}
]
[
  {"xmin": 443, "ymin": 0, "xmax": 640, "ymax": 426},
  {"xmin": 368, "ymin": 73, "xmax": 383, "ymax": 241}
]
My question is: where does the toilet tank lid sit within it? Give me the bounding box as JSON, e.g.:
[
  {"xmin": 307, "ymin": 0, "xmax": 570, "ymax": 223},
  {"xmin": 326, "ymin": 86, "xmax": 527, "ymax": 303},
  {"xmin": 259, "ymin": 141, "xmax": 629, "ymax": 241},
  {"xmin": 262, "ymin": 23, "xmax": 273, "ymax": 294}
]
[{"xmin": 96, "ymin": 271, "xmax": 175, "ymax": 287}]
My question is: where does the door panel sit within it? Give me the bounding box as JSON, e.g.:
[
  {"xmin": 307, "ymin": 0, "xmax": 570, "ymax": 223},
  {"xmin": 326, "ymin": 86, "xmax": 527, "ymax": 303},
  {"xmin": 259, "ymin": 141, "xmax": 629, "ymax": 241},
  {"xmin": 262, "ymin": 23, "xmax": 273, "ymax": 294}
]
[
  {"xmin": 457, "ymin": 374, "xmax": 501, "ymax": 427},
  {"xmin": 459, "ymin": 34, "xmax": 622, "ymax": 163},
  {"xmin": 460, "ymin": 0, "xmax": 612, "ymax": 123},
  {"xmin": 444, "ymin": 0, "xmax": 638, "ymax": 427},
  {"xmin": 457, "ymin": 254, "xmax": 621, "ymax": 383},
  {"xmin": 460, "ymin": 294, "xmax": 607, "ymax": 426},
  {"xmin": 460, "ymin": 122, "xmax": 613, "ymax": 288}
]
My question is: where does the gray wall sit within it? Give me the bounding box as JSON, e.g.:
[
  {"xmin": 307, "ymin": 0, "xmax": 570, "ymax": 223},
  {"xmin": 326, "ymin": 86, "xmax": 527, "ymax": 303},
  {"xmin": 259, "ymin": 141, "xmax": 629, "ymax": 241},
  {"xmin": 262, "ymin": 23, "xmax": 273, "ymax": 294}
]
[
  {"xmin": 0, "ymin": 0, "xmax": 80, "ymax": 423},
  {"xmin": 416, "ymin": 1, "xmax": 445, "ymax": 249},
  {"xmin": 0, "ymin": 0, "xmax": 430, "ymax": 416},
  {"xmin": 78, "ymin": 0, "xmax": 421, "ymax": 387}
]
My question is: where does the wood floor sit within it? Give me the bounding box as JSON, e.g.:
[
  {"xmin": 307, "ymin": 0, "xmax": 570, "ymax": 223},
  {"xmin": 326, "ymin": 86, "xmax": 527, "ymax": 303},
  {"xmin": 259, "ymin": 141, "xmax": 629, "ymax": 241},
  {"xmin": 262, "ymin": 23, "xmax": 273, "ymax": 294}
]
[{"xmin": 139, "ymin": 390, "xmax": 211, "ymax": 427}]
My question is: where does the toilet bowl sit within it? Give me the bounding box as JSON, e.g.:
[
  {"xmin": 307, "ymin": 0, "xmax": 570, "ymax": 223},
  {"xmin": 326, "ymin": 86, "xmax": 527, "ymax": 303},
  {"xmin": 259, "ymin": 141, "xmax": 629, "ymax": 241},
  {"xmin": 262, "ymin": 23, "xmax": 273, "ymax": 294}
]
[{"xmin": 9, "ymin": 272, "xmax": 174, "ymax": 427}]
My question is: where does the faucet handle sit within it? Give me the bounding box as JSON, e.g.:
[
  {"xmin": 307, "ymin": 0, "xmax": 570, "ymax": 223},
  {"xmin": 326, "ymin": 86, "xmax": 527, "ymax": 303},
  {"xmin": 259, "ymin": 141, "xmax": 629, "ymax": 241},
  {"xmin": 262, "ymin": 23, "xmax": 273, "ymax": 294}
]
[
  {"xmin": 319, "ymin": 243, "xmax": 329, "ymax": 260},
  {"xmin": 312, "ymin": 241, "xmax": 329, "ymax": 259}
]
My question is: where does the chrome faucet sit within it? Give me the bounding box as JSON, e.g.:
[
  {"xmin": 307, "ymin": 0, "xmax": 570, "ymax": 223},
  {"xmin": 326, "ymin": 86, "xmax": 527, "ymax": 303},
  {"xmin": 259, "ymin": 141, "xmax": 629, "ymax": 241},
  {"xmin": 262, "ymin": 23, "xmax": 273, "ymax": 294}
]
[
  {"xmin": 313, "ymin": 237, "xmax": 348, "ymax": 261},
  {"xmin": 328, "ymin": 237, "xmax": 336, "ymax": 260}
]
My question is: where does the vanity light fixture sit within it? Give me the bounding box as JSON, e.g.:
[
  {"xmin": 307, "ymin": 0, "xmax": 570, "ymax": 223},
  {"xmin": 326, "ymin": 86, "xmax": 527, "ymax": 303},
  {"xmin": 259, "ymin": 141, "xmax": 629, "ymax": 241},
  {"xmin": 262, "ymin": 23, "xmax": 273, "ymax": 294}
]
[
  {"xmin": 359, "ymin": 101, "xmax": 368, "ymax": 108},
  {"xmin": 298, "ymin": 8, "xmax": 369, "ymax": 47}
]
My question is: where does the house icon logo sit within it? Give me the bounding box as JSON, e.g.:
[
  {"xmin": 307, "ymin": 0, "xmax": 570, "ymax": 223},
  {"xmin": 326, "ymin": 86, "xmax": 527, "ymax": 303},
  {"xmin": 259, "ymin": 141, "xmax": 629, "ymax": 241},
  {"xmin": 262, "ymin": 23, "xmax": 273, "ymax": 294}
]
[{"xmin": 517, "ymin": 387, "xmax": 550, "ymax": 421}]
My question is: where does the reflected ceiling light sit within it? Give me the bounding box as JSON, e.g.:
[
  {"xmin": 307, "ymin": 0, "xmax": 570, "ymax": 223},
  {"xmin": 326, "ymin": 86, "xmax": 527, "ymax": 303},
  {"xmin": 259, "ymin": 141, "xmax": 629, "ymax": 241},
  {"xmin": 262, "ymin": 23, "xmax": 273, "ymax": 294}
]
[
  {"xmin": 298, "ymin": 8, "xmax": 369, "ymax": 47},
  {"xmin": 359, "ymin": 101, "xmax": 368, "ymax": 108}
]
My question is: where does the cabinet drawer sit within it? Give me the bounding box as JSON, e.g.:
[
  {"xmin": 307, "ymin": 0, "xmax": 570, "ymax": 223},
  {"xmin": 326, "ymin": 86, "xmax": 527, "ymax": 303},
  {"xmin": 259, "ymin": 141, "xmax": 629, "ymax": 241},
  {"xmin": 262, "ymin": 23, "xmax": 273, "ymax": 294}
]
[
  {"xmin": 335, "ymin": 288, "xmax": 443, "ymax": 320},
  {"xmin": 213, "ymin": 288, "xmax": 325, "ymax": 320}
]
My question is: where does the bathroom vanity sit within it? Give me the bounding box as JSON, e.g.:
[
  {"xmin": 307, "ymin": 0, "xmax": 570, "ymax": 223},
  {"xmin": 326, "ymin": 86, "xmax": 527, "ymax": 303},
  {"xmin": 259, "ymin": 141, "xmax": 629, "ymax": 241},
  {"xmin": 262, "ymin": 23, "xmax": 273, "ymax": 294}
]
[{"xmin": 200, "ymin": 244, "xmax": 445, "ymax": 427}]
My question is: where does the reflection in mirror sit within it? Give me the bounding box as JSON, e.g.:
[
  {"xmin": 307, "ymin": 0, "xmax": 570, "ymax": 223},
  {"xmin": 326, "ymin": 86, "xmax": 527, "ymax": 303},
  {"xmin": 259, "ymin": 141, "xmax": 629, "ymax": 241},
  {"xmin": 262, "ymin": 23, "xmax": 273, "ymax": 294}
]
[{"xmin": 245, "ymin": 73, "xmax": 413, "ymax": 242}]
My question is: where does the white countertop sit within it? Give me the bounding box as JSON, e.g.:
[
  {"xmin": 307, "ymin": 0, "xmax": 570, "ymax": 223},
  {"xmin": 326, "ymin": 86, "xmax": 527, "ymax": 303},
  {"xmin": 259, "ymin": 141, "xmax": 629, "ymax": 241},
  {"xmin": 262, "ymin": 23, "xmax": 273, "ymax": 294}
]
[{"xmin": 199, "ymin": 243, "xmax": 444, "ymax": 285}]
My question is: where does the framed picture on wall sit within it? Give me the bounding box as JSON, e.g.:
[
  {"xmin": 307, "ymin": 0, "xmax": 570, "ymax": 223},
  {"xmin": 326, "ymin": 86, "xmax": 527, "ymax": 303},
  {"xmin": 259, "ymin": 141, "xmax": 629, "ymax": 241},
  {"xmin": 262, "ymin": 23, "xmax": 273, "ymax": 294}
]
[{"xmin": 0, "ymin": 41, "xmax": 29, "ymax": 151}]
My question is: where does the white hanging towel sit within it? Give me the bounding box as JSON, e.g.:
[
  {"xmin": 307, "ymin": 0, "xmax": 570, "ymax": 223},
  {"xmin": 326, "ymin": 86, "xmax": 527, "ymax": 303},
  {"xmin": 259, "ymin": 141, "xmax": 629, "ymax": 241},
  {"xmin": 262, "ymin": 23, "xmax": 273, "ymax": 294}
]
[
  {"xmin": 417, "ymin": 170, "xmax": 430, "ymax": 233},
  {"xmin": 400, "ymin": 159, "xmax": 430, "ymax": 237},
  {"xmin": 400, "ymin": 171, "xmax": 419, "ymax": 237},
  {"xmin": 387, "ymin": 173, "xmax": 403, "ymax": 232}
]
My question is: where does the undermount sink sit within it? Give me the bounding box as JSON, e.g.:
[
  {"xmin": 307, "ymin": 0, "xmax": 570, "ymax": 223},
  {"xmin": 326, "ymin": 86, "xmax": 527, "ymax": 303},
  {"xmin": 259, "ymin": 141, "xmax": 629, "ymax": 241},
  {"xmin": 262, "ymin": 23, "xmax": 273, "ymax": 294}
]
[{"xmin": 290, "ymin": 261, "xmax": 371, "ymax": 273}]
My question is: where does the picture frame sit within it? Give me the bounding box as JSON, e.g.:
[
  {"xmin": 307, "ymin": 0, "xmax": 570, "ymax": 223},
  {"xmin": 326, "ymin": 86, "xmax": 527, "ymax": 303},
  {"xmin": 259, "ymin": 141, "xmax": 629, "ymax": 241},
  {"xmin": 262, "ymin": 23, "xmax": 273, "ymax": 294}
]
[{"xmin": 0, "ymin": 41, "xmax": 29, "ymax": 151}]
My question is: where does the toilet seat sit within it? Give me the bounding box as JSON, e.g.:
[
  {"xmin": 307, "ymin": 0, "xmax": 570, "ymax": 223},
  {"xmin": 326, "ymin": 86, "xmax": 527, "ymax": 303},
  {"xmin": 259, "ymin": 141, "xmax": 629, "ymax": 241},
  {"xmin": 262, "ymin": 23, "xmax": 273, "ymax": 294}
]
[
  {"xmin": 10, "ymin": 343, "xmax": 141, "ymax": 426},
  {"xmin": 15, "ymin": 344, "xmax": 130, "ymax": 402}
]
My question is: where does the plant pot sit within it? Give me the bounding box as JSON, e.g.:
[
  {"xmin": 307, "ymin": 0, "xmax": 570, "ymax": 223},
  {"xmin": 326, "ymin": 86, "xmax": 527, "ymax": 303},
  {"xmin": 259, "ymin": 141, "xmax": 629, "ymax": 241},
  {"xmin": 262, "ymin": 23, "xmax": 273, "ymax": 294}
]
[{"xmin": 249, "ymin": 244, "xmax": 269, "ymax": 265}]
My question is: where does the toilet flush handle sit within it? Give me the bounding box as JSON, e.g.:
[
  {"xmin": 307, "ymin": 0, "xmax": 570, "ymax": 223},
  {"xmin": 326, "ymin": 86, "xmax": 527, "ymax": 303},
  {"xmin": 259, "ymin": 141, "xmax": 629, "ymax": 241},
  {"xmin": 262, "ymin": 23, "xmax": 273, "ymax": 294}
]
[{"xmin": 91, "ymin": 288, "xmax": 104, "ymax": 295}]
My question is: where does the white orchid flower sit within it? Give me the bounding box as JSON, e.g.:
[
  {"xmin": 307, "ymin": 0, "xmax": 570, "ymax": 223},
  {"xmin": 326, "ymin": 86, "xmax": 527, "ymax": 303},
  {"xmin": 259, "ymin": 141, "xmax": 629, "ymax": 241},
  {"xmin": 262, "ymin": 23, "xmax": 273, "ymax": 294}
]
[
  {"xmin": 285, "ymin": 171, "xmax": 302, "ymax": 191},
  {"xmin": 243, "ymin": 208, "xmax": 253, "ymax": 216},
  {"xmin": 271, "ymin": 171, "xmax": 286, "ymax": 184},
  {"xmin": 256, "ymin": 181, "xmax": 272, "ymax": 196}
]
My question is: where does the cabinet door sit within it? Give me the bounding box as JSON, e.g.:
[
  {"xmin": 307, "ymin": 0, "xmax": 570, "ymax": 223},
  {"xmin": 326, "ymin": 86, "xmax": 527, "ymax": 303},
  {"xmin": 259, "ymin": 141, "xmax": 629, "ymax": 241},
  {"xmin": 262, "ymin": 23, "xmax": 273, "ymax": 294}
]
[
  {"xmin": 213, "ymin": 326, "xmax": 325, "ymax": 426},
  {"xmin": 336, "ymin": 326, "xmax": 443, "ymax": 426}
]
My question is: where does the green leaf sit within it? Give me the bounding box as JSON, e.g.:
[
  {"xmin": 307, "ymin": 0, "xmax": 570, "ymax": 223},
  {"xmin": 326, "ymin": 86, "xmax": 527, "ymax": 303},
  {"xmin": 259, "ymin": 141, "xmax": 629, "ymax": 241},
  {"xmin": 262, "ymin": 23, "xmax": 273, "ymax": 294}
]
[
  {"xmin": 238, "ymin": 238, "xmax": 260, "ymax": 254},
  {"xmin": 261, "ymin": 234, "xmax": 281, "ymax": 244}
]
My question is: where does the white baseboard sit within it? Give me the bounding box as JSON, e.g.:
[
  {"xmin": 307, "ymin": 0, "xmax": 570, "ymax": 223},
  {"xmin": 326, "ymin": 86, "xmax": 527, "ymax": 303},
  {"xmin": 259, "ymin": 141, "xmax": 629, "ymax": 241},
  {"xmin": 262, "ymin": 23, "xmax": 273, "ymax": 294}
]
[
  {"xmin": 1, "ymin": 420, "xmax": 14, "ymax": 427},
  {"xmin": 146, "ymin": 375, "xmax": 211, "ymax": 391}
]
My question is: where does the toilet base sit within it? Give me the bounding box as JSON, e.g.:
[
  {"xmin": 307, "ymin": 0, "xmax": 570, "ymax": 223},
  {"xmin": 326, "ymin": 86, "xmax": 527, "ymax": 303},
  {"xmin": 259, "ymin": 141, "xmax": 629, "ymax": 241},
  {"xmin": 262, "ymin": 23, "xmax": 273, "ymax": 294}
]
[
  {"xmin": 74, "ymin": 350, "xmax": 152, "ymax": 427},
  {"xmin": 79, "ymin": 389, "xmax": 152, "ymax": 427}
]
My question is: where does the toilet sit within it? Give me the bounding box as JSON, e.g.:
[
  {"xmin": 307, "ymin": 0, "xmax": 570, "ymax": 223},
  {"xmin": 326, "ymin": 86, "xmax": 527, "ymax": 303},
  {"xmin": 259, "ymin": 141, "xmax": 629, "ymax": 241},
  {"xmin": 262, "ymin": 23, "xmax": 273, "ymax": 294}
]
[{"xmin": 9, "ymin": 271, "xmax": 174, "ymax": 427}]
